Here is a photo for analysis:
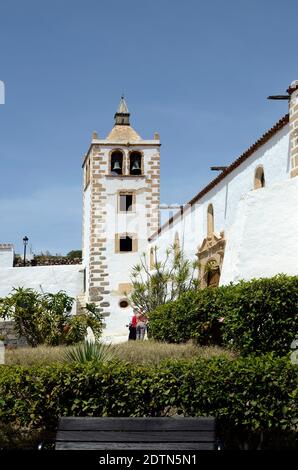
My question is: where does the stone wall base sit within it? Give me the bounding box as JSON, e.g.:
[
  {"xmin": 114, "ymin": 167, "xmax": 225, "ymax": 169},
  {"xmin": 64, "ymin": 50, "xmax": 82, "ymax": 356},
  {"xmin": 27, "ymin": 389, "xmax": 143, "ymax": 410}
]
[{"xmin": 0, "ymin": 321, "xmax": 27, "ymax": 348}]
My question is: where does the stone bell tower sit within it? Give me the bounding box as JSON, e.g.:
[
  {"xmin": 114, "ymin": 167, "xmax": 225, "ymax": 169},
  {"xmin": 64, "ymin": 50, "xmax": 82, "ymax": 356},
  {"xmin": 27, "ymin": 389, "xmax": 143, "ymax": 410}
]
[{"xmin": 81, "ymin": 97, "xmax": 160, "ymax": 342}]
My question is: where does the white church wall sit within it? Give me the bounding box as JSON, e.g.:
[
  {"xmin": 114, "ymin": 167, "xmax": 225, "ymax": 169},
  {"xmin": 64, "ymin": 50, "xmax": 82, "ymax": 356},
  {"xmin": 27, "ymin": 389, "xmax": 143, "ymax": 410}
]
[
  {"xmin": 149, "ymin": 124, "xmax": 290, "ymax": 278},
  {"xmin": 0, "ymin": 265, "xmax": 84, "ymax": 311},
  {"xmin": 0, "ymin": 245, "xmax": 14, "ymax": 268},
  {"xmin": 220, "ymin": 177, "xmax": 298, "ymax": 284},
  {"xmin": 197, "ymin": 123, "xmax": 290, "ymax": 236}
]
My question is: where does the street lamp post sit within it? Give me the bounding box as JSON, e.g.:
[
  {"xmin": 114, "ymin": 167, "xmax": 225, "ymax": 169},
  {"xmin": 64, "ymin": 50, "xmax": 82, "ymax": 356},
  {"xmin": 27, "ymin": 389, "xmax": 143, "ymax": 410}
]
[{"xmin": 23, "ymin": 236, "xmax": 29, "ymax": 267}]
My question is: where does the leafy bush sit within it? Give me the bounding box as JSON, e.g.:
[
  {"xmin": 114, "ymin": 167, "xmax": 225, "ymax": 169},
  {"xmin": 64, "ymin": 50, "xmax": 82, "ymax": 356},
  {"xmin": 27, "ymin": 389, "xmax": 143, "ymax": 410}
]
[
  {"xmin": 221, "ymin": 275, "xmax": 298, "ymax": 355},
  {"xmin": 0, "ymin": 288, "xmax": 104, "ymax": 346},
  {"xmin": 64, "ymin": 303, "xmax": 105, "ymax": 345},
  {"xmin": 148, "ymin": 275, "xmax": 298, "ymax": 356},
  {"xmin": 67, "ymin": 250, "xmax": 82, "ymax": 259},
  {"xmin": 0, "ymin": 355, "xmax": 296, "ymax": 443},
  {"xmin": 149, "ymin": 288, "xmax": 226, "ymax": 345},
  {"xmin": 0, "ymin": 423, "xmax": 46, "ymax": 450}
]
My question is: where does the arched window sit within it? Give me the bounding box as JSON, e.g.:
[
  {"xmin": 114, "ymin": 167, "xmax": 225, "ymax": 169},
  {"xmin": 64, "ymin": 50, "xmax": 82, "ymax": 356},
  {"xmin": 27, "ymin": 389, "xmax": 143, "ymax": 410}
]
[
  {"xmin": 110, "ymin": 151, "xmax": 123, "ymax": 175},
  {"xmin": 174, "ymin": 231, "xmax": 180, "ymax": 256},
  {"xmin": 129, "ymin": 151, "xmax": 142, "ymax": 175},
  {"xmin": 254, "ymin": 165, "xmax": 265, "ymax": 189},
  {"xmin": 207, "ymin": 204, "xmax": 214, "ymax": 236}
]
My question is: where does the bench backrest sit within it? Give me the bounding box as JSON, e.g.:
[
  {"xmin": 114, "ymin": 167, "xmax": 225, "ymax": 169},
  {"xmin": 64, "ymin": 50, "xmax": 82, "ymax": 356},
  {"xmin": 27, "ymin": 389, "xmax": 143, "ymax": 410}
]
[{"xmin": 55, "ymin": 417, "xmax": 216, "ymax": 450}]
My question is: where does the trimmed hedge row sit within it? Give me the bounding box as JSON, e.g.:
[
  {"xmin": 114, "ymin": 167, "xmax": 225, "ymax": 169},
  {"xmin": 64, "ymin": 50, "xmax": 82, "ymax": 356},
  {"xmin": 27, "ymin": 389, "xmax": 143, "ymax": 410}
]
[
  {"xmin": 149, "ymin": 275, "xmax": 298, "ymax": 355},
  {"xmin": 0, "ymin": 355, "xmax": 297, "ymax": 435}
]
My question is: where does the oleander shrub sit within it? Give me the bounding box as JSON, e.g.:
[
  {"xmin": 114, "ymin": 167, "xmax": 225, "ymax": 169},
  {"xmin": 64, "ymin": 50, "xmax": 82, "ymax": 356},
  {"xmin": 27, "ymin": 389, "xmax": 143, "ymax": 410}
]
[
  {"xmin": 149, "ymin": 275, "xmax": 298, "ymax": 355},
  {"xmin": 0, "ymin": 355, "xmax": 297, "ymax": 444}
]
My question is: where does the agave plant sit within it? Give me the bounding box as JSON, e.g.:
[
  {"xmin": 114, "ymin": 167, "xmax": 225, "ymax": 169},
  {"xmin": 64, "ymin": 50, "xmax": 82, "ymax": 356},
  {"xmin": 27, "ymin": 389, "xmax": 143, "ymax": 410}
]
[{"xmin": 63, "ymin": 341, "xmax": 116, "ymax": 364}]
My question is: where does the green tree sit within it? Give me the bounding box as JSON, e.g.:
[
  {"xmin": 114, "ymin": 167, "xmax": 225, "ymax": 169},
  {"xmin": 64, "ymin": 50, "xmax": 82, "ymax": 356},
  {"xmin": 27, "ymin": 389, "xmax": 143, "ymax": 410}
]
[
  {"xmin": 0, "ymin": 288, "xmax": 104, "ymax": 346},
  {"xmin": 67, "ymin": 250, "xmax": 82, "ymax": 259},
  {"xmin": 129, "ymin": 245, "xmax": 198, "ymax": 315}
]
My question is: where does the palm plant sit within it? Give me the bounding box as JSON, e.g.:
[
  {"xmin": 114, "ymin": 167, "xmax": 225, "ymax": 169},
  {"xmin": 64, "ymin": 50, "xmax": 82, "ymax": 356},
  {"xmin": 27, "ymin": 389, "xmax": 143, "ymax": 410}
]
[
  {"xmin": 63, "ymin": 341, "xmax": 116, "ymax": 364},
  {"xmin": 129, "ymin": 245, "xmax": 199, "ymax": 315}
]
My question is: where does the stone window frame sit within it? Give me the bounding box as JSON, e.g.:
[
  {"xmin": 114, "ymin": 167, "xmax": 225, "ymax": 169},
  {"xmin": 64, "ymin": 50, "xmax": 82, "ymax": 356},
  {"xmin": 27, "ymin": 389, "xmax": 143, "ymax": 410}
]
[
  {"xmin": 118, "ymin": 283, "xmax": 133, "ymax": 295},
  {"xmin": 128, "ymin": 150, "xmax": 144, "ymax": 176},
  {"xmin": 117, "ymin": 190, "xmax": 136, "ymax": 213},
  {"xmin": 254, "ymin": 165, "xmax": 265, "ymax": 189},
  {"xmin": 115, "ymin": 232, "xmax": 138, "ymax": 253},
  {"xmin": 197, "ymin": 231, "xmax": 226, "ymax": 289},
  {"xmin": 109, "ymin": 149, "xmax": 125, "ymax": 175}
]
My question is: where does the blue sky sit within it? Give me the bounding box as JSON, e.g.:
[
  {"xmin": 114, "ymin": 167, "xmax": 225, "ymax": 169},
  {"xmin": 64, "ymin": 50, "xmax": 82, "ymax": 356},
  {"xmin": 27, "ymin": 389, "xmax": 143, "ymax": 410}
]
[{"xmin": 0, "ymin": 0, "xmax": 297, "ymax": 254}]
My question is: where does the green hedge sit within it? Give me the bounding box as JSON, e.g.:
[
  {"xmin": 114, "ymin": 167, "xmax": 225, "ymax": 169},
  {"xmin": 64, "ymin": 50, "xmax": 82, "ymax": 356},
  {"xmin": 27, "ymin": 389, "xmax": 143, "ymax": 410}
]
[
  {"xmin": 0, "ymin": 355, "xmax": 297, "ymax": 437},
  {"xmin": 149, "ymin": 275, "xmax": 298, "ymax": 355}
]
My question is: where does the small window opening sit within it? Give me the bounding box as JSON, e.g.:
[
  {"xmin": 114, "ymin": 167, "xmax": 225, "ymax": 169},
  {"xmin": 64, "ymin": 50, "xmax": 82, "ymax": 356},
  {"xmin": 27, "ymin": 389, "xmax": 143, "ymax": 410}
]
[
  {"xmin": 254, "ymin": 166, "xmax": 265, "ymax": 189},
  {"xmin": 119, "ymin": 236, "xmax": 133, "ymax": 252},
  {"xmin": 120, "ymin": 193, "xmax": 133, "ymax": 212},
  {"xmin": 119, "ymin": 299, "xmax": 129, "ymax": 308}
]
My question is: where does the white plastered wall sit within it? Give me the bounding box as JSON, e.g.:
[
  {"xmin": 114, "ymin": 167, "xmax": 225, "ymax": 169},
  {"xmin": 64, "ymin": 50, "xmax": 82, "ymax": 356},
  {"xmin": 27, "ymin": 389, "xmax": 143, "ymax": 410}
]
[
  {"xmin": 0, "ymin": 247, "xmax": 14, "ymax": 268},
  {"xmin": 149, "ymin": 124, "xmax": 292, "ymax": 283},
  {"xmin": 220, "ymin": 177, "xmax": 298, "ymax": 284},
  {"xmin": 0, "ymin": 265, "xmax": 84, "ymax": 314}
]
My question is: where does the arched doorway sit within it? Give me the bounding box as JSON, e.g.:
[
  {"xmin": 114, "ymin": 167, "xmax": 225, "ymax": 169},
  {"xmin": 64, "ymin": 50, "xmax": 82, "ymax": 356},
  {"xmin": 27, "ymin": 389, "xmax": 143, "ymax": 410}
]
[
  {"xmin": 205, "ymin": 261, "xmax": 220, "ymax": 288},
  {"xmin": 197, "ymin": 231, "xmax": 225, "ymax": 288}
]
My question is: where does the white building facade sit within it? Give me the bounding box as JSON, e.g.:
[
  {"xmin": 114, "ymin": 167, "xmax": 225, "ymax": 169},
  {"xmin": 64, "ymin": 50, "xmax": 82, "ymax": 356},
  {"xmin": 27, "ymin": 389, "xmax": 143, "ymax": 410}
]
[
  {"xmin": 148, "ymin": 80, "xmax": 298, "ymax": 292},
  {"xmin": 1, "ymin": 81, "xmax": 298, "ymax": 343}
]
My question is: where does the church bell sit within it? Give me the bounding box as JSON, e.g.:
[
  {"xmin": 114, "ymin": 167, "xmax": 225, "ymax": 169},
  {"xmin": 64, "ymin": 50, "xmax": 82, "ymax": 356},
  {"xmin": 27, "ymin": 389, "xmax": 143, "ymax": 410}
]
[
  {"xmin": 112, "ymin": 160, "xmax": 121, "ymax": 172},
  {"xmin": 131, "ymin": 160, "xmax": 141, "ymax": 172}
]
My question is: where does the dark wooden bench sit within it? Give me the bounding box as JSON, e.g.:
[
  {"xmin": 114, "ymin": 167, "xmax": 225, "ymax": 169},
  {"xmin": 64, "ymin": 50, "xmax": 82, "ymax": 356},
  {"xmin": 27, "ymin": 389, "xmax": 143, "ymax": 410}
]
[{"xmin": 55, "ymin": 417, "xmax": 216, "ymax": 450}]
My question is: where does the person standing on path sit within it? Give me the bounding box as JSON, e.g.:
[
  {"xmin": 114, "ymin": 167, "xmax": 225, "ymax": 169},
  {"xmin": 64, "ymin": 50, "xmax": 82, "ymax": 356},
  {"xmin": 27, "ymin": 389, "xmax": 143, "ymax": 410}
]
[
  {"xmin": 128, "ymin": 311, "xmax": 137, "ymax": 340},
  {"xmin": 136, "ymin": 311, "xmax": 148, "ymax": 340}
]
